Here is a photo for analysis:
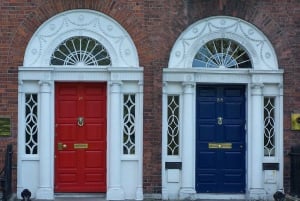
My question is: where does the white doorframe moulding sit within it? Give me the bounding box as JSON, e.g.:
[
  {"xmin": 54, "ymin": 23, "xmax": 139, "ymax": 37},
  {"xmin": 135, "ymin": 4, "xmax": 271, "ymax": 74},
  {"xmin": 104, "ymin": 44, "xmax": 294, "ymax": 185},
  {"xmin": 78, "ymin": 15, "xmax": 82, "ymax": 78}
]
[
  {"xmin": 18, "ymin": 9, "xmax": 143, "ymax": 200},
  {"xmin": 162, "ymin": 16, "xmax": 283, "ymax": 200}
]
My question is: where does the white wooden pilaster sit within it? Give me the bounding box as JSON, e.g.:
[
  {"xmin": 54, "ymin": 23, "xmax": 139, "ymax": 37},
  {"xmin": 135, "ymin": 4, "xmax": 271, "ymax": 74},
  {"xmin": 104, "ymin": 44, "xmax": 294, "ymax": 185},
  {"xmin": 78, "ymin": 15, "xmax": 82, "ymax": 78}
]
[
  {"xmin": 249, "ymin": 83, "xmax": 266, "ymax": 199},
  {"xmin": 107, "ymin": 81, "xmax": 125, "ymax": 200},
  {"xmin": 179, "ymin": 82, "xmax": 196, "ymax": 199},
  {"xmin": 36, "ymin": 81, "xmax": 54, "ymax": 200}
]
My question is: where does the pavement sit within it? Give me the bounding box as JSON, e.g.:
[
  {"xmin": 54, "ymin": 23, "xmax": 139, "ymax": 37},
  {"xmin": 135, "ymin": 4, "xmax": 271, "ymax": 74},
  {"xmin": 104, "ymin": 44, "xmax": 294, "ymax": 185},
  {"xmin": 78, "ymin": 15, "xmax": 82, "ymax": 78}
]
[{"xmin": 11, "ymin": 193, "xmax": 108, "ymax": 201}]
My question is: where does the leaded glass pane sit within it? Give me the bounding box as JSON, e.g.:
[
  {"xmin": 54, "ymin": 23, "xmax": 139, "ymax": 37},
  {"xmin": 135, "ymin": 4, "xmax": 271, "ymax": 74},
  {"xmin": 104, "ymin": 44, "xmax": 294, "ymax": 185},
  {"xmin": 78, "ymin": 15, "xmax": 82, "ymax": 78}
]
[
  {"xmin": 25, "ymin": 94, "xmax": 38, "ymax": 155},
  {"xmin": 264, "ymin": 97, "xmax": 275, "ymax": 157},
  {"xmin": 50, "ymin": 36, "xmax": 111, "ymax": 66},
  {"xmin": 193, "ymin": 39, "xmax": 252, "ymax": 69},
  {"xmin": 167, "ymin": 95, "xmax": 179, "ymax": 155},
  {"xmin": 123, "ymin": 94, "xmax": 136, "ymax": 155}
]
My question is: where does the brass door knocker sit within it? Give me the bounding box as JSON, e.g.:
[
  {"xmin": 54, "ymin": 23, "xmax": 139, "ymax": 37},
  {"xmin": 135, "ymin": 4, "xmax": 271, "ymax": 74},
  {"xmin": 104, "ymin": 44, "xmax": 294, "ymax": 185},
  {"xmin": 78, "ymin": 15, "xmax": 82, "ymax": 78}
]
[{"xmin": 77, "ymin": 116, "xmax": 84, "ymax": 127}]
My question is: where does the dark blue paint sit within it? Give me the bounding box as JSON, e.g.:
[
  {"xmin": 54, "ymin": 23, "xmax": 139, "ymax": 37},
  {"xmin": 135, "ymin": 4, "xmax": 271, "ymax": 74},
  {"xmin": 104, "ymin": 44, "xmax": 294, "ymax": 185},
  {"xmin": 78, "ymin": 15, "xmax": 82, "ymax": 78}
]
[{"xmin": 196, "ymin": 85, "xmax": 246, "ymax": 193}]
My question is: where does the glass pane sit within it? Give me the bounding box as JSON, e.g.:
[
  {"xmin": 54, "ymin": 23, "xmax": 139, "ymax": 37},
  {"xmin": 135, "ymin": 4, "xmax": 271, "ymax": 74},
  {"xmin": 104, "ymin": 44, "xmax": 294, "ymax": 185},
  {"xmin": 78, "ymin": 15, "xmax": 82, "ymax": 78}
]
[
  {"xmin": 264, "ymin": 97, "xmax": 275, "ymax": 157},
  {"xmin": 193, "ymin": 39, "xmax": 252, "ymax": 69},
  {"xmin": 123, "ymin": 94, "xmax": 136, "ymax": 155},
  {"xmin": 167, "ymin": 95, "xmax": 179, "ymax": 155},
  {"xmin": 25, "ymin": 94, "xmax": 38, "ymax": 155},
  {"xmin": 50, "ymin": 36, "xmax": 111, "ymax": 66}
]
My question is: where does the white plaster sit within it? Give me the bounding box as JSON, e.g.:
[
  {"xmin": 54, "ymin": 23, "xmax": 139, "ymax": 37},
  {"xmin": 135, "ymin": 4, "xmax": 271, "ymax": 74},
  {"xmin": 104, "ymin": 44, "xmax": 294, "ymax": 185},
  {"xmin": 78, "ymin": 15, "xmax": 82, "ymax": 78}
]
[
  {"xmin": 24, "ymin": 9, "xmax": 139, "ymax": 67},
  {"xmin": 168, "ymin": 16, "xmax": 278, "ymax": 70}
]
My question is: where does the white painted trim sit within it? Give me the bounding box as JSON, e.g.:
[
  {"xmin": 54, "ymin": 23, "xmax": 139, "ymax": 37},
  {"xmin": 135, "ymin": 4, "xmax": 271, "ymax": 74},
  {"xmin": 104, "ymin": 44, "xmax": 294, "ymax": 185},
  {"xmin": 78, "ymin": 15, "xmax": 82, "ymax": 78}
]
[
  {"xmin": 18, "ymin": 9, "xmax": 143, "ymax": 201},
  {"xmin": 24, "ymin": 9, "xmax": 139, "ymax": 67},
  {"xmin": 164, "ymin": 16, "xmax": 283, "ymax": 200},
  {"xmin": 168, "ymin": 16, "xmax": 278, "ymax": 70}
]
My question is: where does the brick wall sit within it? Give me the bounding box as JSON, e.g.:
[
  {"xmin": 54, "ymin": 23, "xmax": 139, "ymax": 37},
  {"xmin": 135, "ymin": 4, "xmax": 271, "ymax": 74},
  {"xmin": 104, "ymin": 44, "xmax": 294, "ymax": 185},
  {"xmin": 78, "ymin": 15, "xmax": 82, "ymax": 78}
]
[{"xmin": 0, "ymin": 0, "xmax": 299, "ymax": 194}]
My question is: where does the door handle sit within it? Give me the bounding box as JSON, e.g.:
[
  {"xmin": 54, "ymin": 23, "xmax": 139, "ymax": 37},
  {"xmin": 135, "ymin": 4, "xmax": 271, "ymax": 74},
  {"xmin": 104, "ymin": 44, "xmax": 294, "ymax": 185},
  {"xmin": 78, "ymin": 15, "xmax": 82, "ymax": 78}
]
[{"xmin": 57, "ymin": 143, "xmax": 67, "ymax": 150}]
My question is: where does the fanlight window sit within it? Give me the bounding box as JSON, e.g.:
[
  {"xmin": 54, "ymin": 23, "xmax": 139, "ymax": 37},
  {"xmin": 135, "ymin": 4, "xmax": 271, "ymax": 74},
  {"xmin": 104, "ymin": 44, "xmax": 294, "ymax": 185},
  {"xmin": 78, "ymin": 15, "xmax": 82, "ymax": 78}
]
[
  {"xmin": 50, "ymin": 36, "xmax": 111, "ymax": 66},
  {"xmin": 193, "ymin": 39, "xmax": 252, "ymax": 68}
]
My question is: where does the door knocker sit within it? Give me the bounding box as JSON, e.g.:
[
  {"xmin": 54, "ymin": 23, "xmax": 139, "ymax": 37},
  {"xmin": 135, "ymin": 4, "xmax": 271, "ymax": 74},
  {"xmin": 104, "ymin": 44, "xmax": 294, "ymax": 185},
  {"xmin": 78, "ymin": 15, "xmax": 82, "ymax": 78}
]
[
  {"xmin": 77, "ymin": 116, "xmax": 85, "ymax": 127},
  {"xmin": 217, "ymin": 117, "xmax": 223, "ymax": 125}
]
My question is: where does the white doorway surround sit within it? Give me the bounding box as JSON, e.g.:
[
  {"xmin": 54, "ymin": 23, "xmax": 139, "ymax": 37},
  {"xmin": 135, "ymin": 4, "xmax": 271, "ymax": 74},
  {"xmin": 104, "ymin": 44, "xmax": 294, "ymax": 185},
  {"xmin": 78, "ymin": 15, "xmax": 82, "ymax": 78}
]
[
  {"xmin": 18, "ymin": 9, "xmax": 143, "ymax": 200},
  {"xmin": 162, "ymin": 16, "xmax": 283, "ymax": 200}
]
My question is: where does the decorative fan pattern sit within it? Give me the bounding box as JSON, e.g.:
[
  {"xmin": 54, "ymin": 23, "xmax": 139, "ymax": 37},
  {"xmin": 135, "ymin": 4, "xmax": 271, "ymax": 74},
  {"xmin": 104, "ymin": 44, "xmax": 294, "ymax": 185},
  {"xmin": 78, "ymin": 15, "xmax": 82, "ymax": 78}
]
[
  {"xmin": 193, "ymin": 39, "xmax": 252, "ymax": 69},
  {"xmin": 50, "ymin": 36, "xmax": 111, "ymax": 66}
]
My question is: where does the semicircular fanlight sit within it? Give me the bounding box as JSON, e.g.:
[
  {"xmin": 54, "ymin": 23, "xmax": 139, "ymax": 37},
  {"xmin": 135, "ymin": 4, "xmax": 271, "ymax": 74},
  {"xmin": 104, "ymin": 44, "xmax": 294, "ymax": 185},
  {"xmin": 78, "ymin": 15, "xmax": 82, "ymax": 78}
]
[
  {"xmin": 50, "ymin": 36, "xmax": 111, "ymax": 66},
  {"xmin": 193, "ymin": 39, "xmax": 252, "ymax": 69}
]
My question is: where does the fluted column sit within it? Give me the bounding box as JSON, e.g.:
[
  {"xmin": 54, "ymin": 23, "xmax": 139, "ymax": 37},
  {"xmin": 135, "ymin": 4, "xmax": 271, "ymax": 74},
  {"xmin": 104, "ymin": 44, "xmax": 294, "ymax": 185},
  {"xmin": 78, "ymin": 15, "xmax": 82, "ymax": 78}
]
[
  {"xmin": 36, "ymin": 81, "xmax": 53, "ymax": 200},
  {"xmin": 179, "ymin": 82, "xmax": 196, "ymax": 199},
  {"xmin": 249, "ymin": 83, "xmax": 266, "ymax": 199},
  {"xmin": 107, "ymin": 81, "xmax": 125, "ymax": 200}
]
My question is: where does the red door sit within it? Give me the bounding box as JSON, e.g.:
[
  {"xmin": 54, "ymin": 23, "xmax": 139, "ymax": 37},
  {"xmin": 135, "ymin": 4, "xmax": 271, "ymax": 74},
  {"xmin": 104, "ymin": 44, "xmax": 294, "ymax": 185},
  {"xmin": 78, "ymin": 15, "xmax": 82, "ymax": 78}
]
[{"xmin": 55, "ymin": 82, "xmax": 107, "ymax": 192}]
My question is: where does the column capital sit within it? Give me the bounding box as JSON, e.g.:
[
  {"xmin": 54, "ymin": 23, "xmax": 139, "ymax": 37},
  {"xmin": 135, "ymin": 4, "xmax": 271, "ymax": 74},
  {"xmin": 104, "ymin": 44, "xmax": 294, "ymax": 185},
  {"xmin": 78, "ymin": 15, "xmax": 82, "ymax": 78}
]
[
  {"xmin": 18, "ymin": 80, "xmax": 24, "ymax": 93},
  {"xmin": 109, "ymin": 81, "xmax": 123, "ymax": 93},
  {"xmin": 251, "ymin": 83, "xmax": 264, "ymax": 95},
  {"xmin": 109, "ymin": 80, "xmax": 123, "ymax": 86},
  {"xmin": 163, "ymin": 82, "xmax": 168, "ymax": 94},
  {"xmin": 182, "ymin": 82, "xmax": 195, "ymax": 94},
  {"xmin": 39, "ymin": 81, "xmax": 51, "ymax": 93},
  {"xmin": 278, "ymin": 83, "xmax": 284, "ymax": 96}
]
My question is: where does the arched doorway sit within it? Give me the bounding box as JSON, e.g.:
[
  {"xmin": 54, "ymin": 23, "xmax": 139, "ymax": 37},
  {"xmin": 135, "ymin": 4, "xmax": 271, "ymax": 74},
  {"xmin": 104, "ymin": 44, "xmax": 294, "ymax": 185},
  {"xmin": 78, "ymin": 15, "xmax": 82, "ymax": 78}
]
[
  {"xmin": 18, "ymin": 9, "xmax": 143, "ymax": 200},
  {"xmin": 162, "ymin": 16, "xmax": 283, "ymax": 200}
]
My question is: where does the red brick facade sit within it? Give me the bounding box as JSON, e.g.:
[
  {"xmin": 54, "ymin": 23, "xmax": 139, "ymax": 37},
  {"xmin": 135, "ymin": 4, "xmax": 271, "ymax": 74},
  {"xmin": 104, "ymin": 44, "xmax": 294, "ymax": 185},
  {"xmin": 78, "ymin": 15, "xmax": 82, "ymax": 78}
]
[{"xmin": 0, "ymin": 0, "xmax": 299, "ymax": 195}]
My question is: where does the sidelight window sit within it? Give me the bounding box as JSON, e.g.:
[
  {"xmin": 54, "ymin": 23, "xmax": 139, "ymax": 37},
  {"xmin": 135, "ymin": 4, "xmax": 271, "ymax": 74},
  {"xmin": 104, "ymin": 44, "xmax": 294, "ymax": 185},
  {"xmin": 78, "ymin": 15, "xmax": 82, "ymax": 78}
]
[
  {"xmin": 123, "ymin": 94, "xmax": 136, "ymax": 155},
  {"xmin": 264, "ymin": 97, "xmax": 276, "ymax": 157},
  {"xmin": 167, "ymin": 95, "xmax": 180, "ymax": 156},
  {"xmin": 25, "ymin": 94, "xmax": 38, "ymax": 155}
]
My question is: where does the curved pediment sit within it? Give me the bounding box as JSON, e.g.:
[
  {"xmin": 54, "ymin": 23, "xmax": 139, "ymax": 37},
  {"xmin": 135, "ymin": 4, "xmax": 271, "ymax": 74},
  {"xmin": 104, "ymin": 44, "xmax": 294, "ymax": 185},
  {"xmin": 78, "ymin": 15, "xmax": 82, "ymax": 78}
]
[
  {"xmin": 23, "ymin": 9, "xmax": 139, "ymax": 67},
  {"xmin": 168, "ymin": 16, "xmax": 278, "ymax": 70}
]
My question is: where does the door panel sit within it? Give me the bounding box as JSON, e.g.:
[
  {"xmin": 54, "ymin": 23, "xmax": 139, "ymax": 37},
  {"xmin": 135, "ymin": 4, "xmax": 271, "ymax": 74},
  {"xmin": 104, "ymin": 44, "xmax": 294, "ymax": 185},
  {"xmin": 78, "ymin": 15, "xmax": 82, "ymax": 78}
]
[
  {"xmin": 196, "ymin": 85, "xmax": 246, "ymax": 193},
  {"xmin": 55, "ymin": 82, "xmax": 107, "ymax": 192}
]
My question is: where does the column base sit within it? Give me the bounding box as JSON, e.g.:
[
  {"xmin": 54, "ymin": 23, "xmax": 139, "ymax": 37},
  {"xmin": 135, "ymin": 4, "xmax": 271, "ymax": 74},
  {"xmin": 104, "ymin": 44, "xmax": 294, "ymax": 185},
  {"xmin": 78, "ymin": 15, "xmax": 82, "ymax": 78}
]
[
  {"xmin": 107, "ymin": 187, "xmax": 125, "ymax": 200},
  {"xmin": 135, "ymin": 187, "xmax": 143, "ymax": 200},
  {"xmin": 179, "ymin": 187, "xmax": 196, "ymax": 200},
  {"xmin": 248, "ymin": 188, "xmax": 266, "ymax": 200},
  {"xmin": 162, "ymin": 187, "xmax": 168, "ymax": 200},
  {"xmin": 36, "ymin": 187, "xmax": 54, "ymax": 200}
]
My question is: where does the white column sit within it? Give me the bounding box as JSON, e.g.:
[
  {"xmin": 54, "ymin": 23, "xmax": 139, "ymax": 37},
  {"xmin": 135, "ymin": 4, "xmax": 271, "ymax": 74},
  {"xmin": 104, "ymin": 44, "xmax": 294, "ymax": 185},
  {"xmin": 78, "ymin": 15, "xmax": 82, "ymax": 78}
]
[
  {"xmin": 135, "ymin": 81, "xmax": 144, "ymax": 200},
  {"xmin": 17, "ymin": 81, "xmax": 25, "ymax": 198},
  {"xmin": 107, "ymin": 81, "xmax": 125, "ymax": 200},
  {"xmin": 161, "ymin": 82, "xmax": 168, "ymax": 200},
  {"xmin": 179, "ymin": 82, "xmax": 196, "ymax": 199},
  {"xmin": 36, "ymin": 81, "xmax": 54, "ymax": 200},
  {"xmin": 249, "ymin": 83, "xmax": 266, "ymax": 199},
  {"xmin": 278, "ymin": 84, "xmax": 284, "ymax": 190}
]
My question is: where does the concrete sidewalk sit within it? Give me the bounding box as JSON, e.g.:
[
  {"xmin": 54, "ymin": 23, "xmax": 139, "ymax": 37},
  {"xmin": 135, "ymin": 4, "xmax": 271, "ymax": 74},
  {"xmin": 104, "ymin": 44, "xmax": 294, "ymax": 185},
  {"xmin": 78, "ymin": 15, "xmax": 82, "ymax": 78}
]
[{"xmin": 12, "ymin": 193, "xmax": 107, "ymax": 201}]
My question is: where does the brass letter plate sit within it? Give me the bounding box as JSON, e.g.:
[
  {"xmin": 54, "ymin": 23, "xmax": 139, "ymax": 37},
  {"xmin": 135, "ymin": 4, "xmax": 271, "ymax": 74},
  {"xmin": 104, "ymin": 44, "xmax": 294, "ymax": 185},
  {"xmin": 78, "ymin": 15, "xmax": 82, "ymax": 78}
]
[
  {"xmin": 74, "ymin": 143, "xmax": 88, "ymax": 149},
  {"xmin": 208, "ymin": 142, "xmax": 232, "ymax": 149}
]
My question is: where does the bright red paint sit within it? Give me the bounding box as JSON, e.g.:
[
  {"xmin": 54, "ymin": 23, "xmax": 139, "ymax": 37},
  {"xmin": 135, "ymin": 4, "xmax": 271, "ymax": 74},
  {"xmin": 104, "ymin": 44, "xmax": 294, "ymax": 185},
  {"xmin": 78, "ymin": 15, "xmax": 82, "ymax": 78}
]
[{"xmin": 55, "ymin": 82, "xmax": 107, "ymax": 192}]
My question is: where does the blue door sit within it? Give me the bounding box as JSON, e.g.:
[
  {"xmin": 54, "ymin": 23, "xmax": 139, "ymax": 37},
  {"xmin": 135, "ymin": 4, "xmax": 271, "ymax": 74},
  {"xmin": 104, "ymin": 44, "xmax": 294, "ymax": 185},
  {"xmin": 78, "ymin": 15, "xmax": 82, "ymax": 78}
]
[{"xmin": 196, "ymin": 85, "xmax": 246, "ymax": 193}]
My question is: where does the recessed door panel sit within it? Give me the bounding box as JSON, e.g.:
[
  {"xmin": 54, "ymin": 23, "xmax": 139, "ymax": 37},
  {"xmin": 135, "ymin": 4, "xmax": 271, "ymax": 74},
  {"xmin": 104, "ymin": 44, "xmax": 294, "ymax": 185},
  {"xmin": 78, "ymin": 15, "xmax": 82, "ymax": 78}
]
[
  {"xmin": 196, "ymin": 85, "xmax": 246, "ymax": 193},
  {"xmin": 55, "ymin": 82, "xmax": 107, "ymax": 193}
]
